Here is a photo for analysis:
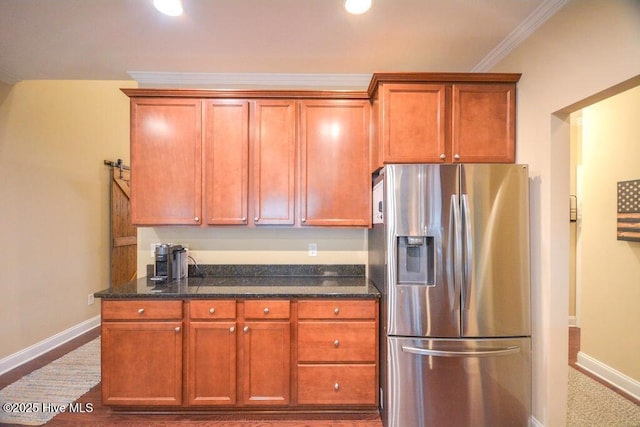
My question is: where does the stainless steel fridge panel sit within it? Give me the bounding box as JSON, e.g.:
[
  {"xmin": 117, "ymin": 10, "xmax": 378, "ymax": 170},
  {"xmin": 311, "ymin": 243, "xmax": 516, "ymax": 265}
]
[
  {"xmin": 460, "ymin": 164, "xmax": 531, "ymax": 337},
  {"xmin": 385, "ymin": 165, "xmax": 460, "ymax": 337},
  {"xmin": 386, "ymin": 336, "xmax": 531, "ymax": 427}
]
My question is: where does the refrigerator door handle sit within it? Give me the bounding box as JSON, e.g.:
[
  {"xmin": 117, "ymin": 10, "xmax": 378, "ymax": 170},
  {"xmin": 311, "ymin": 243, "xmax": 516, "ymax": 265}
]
[
  {"xmin": 401, "ymin": 345, "xmax": 521, "ymax": 358},
  {"xmin": 450, "ymin": 194, "xmax": 462, "ymax": 311},
  {"xmin": 461, "ymin": 194, "xmax": 473, "ymax": 310}
]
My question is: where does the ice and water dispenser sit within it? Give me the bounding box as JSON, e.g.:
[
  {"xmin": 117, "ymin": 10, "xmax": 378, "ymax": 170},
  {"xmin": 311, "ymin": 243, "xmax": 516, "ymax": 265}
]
[{"xmin": 397, "ymin": 236, "xmax": 435, "ymax": 286}]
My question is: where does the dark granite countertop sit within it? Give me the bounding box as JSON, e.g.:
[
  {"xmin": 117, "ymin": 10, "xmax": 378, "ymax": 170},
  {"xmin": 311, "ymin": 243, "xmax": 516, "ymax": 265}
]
[{"xmin": 94, "ymin": 264, "xmax": 380, "ymax": 300}]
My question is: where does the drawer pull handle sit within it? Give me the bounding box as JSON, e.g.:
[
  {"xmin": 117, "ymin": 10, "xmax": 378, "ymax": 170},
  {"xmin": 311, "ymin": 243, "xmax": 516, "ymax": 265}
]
[
  {"xmin": 334, "ymin": 307, "xmax": 340, "ymax": 315},
  {"xmin": 229, "ymin": 326, "xmax": 235, "ymax": 333},
  {"xmin": 334, "ymin": 383, "xmax": 340, "ymax": 391},
  {"xmin": 264, "ymin": 307, "xmax": 269, "ymax": 314},
  {"xmin": 209, "ymin": 307, "xmax": 215, "ymax": 314},
  {"xmin": 334, "ymin": 340, "xmax": 340, "ymax": 348},
  {"xmin": 137, "ymin": 308, "xmax": 144, "ymax": 315},
  {"xmin": 244, "ymin": 326, "xmax": 249, "ymax": 333},
  {"xmin": 175, "ymin": 326, "xmax": 181, "ymax": 332}
]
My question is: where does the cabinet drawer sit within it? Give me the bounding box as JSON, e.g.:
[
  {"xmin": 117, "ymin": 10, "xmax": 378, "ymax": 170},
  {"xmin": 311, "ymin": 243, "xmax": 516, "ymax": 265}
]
[
  {"xmin": 297, "ymin": 364, "xmax": 376, "ymax": 405},
  {"xmin": 190, "ymin": 300, "xmax": 236, "ymax": 320},
  {"xmin": 244, "ymin": 300, "xmax": 290, "ymax": 319},
  {"xmin": 298, "ymin": 321, "xmax": 376, "ymax": 362},
  {"xmin": 102, "ymin": 300, "xmax": 183, "ymax": 321},
  {"xmin": 297, "ymin": 300, "xmax": 376, "ymax": 320}
]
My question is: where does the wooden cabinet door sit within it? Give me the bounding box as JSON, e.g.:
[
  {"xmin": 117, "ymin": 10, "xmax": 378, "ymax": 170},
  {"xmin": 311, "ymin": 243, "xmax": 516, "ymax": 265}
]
[
  {"xmin": 130, "ymin": 99, "xmax": 201, "ymax": 225},
  {"xmin": 187, "ymin": 321, "xmax": 237, "ymax": 406},
  {"xmin": 101, "ymin": 321, "xmax": 183, "ymax": 406},
  {"xmin": 241, "ymin": 321, "xmax": 291, "ymax": 406},
  {"xmin": 299, "ymin": 100, "xmax": 371, "ymax": 227},
  {"xmin": 203, "ymin": 100, "xmax": 250, "ymax": 224},
  {"xmin": 250, "ymin": 100, "xmax": 296, "ymax": 226},
  {"xmin": 452, "ymin": 83, "xmax": 516, "ymax": 163},
  {"xmin": 380, "ymin": 83, "xmax": 447, "ymax": 163}
]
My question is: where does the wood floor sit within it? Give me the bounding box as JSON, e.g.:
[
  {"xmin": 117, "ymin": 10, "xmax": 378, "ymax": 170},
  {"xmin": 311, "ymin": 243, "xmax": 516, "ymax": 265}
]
[{"xmin": 2, "ymin": 327, "xmax": 637, "ymax": 425}]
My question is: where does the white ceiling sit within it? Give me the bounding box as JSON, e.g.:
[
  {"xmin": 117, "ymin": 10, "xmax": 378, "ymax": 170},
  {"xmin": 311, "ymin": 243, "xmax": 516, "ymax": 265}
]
[{"xmin": 0, "ymin": 0, "xmax": 567, "ymax": 88}]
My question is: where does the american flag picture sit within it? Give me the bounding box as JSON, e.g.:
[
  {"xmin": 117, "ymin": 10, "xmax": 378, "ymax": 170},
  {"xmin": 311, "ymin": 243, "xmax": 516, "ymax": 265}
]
[{"xmin": 617, "ymin": 179, "xmax": 640, "ymax": 242}]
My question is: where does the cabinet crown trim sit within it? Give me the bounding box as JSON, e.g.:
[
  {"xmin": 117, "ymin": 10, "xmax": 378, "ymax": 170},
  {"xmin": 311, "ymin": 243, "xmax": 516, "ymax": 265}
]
[
  {"xmin": 121, "ymin": 88, "xmax": 369, "ymax": 100},
  {"xmin": 367, "ymin": 72, "xmax": 522, "ymax": 97}
]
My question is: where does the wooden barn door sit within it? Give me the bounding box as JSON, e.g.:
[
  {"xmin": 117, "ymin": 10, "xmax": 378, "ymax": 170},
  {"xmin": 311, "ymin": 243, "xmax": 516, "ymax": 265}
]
[{"xmin": 106, "ymin": 160, "xmax": 137, "ymax": 286}]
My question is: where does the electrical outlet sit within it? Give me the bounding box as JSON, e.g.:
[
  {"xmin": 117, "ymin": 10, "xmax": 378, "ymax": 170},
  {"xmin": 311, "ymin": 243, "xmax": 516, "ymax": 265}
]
[
  {"xmin": 308, "ymin": 243, "xmax": 317, "ymax": 257},
  {"xmin": 87, "ymin": 293, "xmax": 95, "ymax": 305}
]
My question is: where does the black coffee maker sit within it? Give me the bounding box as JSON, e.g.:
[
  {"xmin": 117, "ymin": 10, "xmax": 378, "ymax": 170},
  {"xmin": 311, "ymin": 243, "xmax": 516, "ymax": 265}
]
[{"xmin": 153, "ymin": 244, "xmax": 186, "ymax": 282}]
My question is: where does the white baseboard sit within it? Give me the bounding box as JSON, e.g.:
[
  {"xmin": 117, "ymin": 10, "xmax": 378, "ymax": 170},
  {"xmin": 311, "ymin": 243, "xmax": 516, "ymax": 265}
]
[
  {"xmin": 576, "ymin": 350, "xmax": 640, "ymax": 401},
  {"xmin": 0, "ymin": 315, "xmax": 101, "ymax": 376},
  {"xmin": 568, "ymin": 316, "xmax": 577, "ymax": 327}
]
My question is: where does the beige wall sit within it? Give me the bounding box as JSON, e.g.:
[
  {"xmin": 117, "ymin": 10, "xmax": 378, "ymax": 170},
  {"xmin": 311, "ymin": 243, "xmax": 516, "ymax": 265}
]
[
  {"xmin": 491, "ymin": 0, "xmax": 640, "ymax": 425},
  {"xmin": 0, "ymin": 80, "xmax": 136, "ymax": 359},
  {"xmin": 138, "ymin": 227, "xmax": 368, "ymax": 274},
  {"xmin": 580, "ymin": 86, "xmax": 640, "ymax": 379}
]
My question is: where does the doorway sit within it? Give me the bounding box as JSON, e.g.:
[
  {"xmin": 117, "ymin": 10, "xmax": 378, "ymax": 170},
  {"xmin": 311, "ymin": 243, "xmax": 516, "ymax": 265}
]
[{"xmin": 566, "ymin": 81, "xmax": 640, "ymax": 401}]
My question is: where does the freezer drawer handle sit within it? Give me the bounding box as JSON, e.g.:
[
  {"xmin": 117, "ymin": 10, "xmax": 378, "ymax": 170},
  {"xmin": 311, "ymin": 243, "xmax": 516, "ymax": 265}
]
[{"xmin": 401, "ymin": 345, "xmax": 520, "ymax": 358}]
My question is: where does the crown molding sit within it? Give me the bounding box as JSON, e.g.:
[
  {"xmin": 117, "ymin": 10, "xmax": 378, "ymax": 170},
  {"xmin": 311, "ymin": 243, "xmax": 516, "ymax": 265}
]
[
  {"xmin": 472, "ymin": 0, "xmax": 568, "ymax": 72},
  {"xmin": 128, "ymin": 71, "xmax": 373, "ymax": 90}
]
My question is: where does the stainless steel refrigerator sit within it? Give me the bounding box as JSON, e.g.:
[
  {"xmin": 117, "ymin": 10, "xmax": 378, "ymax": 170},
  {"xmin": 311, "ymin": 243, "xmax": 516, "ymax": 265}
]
[{"xmin": 368, "ymin": 164, "xmax": 531, "ymax": 427}]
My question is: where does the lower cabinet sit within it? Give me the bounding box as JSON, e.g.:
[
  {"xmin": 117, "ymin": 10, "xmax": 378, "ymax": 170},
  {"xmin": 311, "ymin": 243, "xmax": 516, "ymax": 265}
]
[
  {"xmin": 296, "ymin": 300, "xmax": 378, "ymax": 406},
  {"xmin": 242, "ymin": 300, "xmax": 291, "ymax": 406},
  {"xmin": 187, "ymin": 300, "xmax": 237, "ymax": 405},
  {"xmin": 101, "ymin": 298, "xmax": 377, "ymax": 411},
  {"xmin": 298, "ymin": 364, "xmax": 377, "ymax": 405},
  {"xmin": 101, "ymin": 300, "xmax": 183, "ymax": 406}
]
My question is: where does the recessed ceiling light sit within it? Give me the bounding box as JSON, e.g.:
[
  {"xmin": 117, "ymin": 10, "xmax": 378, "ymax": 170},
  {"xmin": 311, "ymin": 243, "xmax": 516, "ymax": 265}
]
[
  {"xmin": 153, "ymin": 0, "xmax": 183, "ymax": 16},
  {"xmin": 345, "ymin": 0, "xmax": 372, "ymax": 15}
]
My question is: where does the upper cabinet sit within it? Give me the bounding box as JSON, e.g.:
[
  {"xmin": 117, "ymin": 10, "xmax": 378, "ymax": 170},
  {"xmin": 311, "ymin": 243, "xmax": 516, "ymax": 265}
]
[
  {"xmin": 368, "ymin": 73, "xmax": 520, "ymax": 171},
  {"xmin": 250, "ymin": 100, "xmax": 297, "ymax": 226},
  {"xmin": 299, "ymin": 100, "xmax": 371, "ymax": 227},
  {"xmin": 130, "ymin": 98, "xmax": 202, "ymax": 225},
  {"xmin": 125, "ymin": 74, "xmax": 518, "ymax": 227},
  {"xmin": 451, "ymin": 83, "xmax": 516, "ymax": 163},
  {"xmin": 203, "ymin": 100, "xmax": 250, "ymax": 225},
  {"xmin": 124, "ymin": 90, "xmax": 369, "ymax": 228}
]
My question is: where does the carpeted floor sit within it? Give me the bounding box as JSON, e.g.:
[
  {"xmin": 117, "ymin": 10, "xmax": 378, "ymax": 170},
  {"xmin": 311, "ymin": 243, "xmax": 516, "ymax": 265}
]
[
  {"xmin": 567, "ymin": 366, "xmax": 640, "ymax": 427},
  {"xmin": 0, "ymin": 337, "xmax": 101, "ymax": 426}
]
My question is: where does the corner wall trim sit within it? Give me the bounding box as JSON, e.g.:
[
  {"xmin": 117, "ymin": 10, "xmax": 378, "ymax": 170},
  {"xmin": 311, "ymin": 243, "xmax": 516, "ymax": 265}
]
[
  {"xmin": 0, "ymin": 315, "xmax": 101, "ymax": 376},
  {"xmin": 576, "ymin": 351, "xmax": 640, "ymax": 401}
]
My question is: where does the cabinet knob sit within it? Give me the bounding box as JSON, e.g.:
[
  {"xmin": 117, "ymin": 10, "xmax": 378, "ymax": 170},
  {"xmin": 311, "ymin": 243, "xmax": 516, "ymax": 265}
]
[
  {"xmin": 175, "ymin": 326, "xmax": 181, "ymax": 332},
  {"xmin": 137, "ymin": 308, "xmax": 144, "ymax": 315},
  {"xmin": 241, "ymin": 217, "xmax": 247, "ymax": 222},
  {"xmin": 194, "ymin": 216, "xmax": 200, "ymax": 222},
  {"xmin": 244, "ymin": 326, "xmax": 249, "ymax": 333},
  {"xmin": 229, "ymin": 326, "xmax": 235, "ymax": 333},
  {"xmin": 334, "ymin": 307, "xmax": 340, "ymax": 315},
  {"xmin": 254, "ymin": 217, "xmax": 259, "ymax": 222},
  {"xmin": 440, "ymin": 153, "xmax": 446, "ymax": 160},
  {"xmin": 334, "ymin": 383, "xmax": 340, "ymax": 391},
  {"xmin": 263, "ymin": 307, "xmax": 269, "ymax": 314},
  {"xmin": 334, "ymin": 340, "xmax": 340, "ymax": 348},
  {"xmin": 209, "ymin": 307, "xmax": 215, "ymax": 314},
  {"xmin": 301, "ymin": 218, "xmax": 306, "ymax": 223},
  {"xmin": 454, "ymin": 154, "xmax": 460, "ymax": 160}
]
